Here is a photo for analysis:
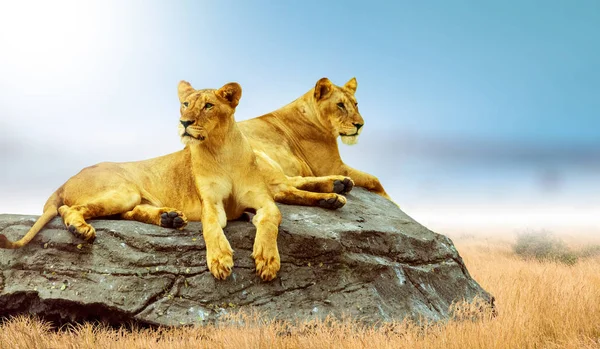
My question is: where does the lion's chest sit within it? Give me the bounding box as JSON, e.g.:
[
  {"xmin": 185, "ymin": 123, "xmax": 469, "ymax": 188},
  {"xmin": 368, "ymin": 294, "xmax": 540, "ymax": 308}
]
[{"xmin": 194, "ymin": 177, "xmax": 245, "ymax": 218}]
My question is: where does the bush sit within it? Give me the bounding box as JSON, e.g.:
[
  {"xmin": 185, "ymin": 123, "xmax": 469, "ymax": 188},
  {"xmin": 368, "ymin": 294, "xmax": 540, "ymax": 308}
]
[
  {"xmin": 513, "ymin": 231, "xmax": 578, "ymax": 265},
  {"xmin": 579, "ymin": 244, "xmax": 600, "ymax": 258}
]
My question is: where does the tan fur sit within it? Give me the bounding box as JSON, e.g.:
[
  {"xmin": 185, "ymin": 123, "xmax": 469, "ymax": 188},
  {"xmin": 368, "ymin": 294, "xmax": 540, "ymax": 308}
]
[
  {"xmin": 239, "ymin": 77, "xmax": 391, "ymax": 200},
  {"xmin": 0, "ymin": 82, "xmax": 281, "ymax": 282}
]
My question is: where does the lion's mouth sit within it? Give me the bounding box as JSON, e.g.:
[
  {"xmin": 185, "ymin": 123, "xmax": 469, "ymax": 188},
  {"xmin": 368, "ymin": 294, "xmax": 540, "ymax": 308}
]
[
  {"xmin": 182, "ymin": 132, "xmax": 206, "ymax": 141},
  {"xmin": 339, "ymin": 132, "xmax": 360, "ymax": 145}
]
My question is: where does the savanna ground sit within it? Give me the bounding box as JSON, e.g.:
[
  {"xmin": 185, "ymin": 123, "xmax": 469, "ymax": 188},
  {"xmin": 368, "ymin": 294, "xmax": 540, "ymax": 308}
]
[{"xmin": 1, "ymin": 229, "xmax": 599, "ymax": 349}]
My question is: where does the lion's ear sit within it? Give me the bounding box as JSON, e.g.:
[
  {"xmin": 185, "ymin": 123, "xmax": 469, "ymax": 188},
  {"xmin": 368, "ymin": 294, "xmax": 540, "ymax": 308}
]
[
  {"xmin": 216, "ymin": 82, "xmax": 242, "ymax": 108},
  {"xmin": 344, "ymin": 77, "xmax": 357, "ymax": 94},
  {"xmin": 178, "ymin": 81, "xmax": 195, "ymax": 103},
  {"xmin": 314, "ymin": 77, "xmax": 333, "ymax": 101}
]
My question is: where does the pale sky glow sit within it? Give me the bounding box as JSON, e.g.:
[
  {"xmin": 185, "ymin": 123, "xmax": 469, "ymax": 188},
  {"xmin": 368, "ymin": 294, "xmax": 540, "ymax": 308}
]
[
  {"xmin": 1, "ymin": 2, "xmax": 123, "ymax": 94},
  {"xmin": 0, "ymin": 1, "xmax": 598, "ymax": 236}
]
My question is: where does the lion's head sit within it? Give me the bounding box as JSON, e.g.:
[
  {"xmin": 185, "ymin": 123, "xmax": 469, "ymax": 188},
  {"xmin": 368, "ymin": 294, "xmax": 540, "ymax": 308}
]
[
  {"xmin": 177, "ymin": 81, "xmax": 242, "ymax": 145},
  {"xmin": 313, "ymin": 77, "xmax": 364, "ymax": 145}
]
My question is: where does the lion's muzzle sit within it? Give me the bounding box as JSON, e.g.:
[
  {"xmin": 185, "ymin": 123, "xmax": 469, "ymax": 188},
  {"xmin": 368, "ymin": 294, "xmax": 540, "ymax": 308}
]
[{"xmin": 179, "ymin": 123, "xmax": 207, "ymax": 142}]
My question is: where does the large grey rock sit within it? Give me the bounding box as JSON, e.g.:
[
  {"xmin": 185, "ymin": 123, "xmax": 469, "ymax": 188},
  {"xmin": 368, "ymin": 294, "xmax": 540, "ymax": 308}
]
[{"xmin": 0, "ymin": 188, "xmax": 492, "ymax": 326}]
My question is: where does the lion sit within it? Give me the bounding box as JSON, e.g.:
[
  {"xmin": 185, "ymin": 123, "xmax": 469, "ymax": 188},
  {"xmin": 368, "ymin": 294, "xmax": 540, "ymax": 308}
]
[
  {"xmin": 0, "ymin": 81, "xmax": 281, "ymax": 281},
  {"xmin": 239, "ymin": 77, "xmax": 391, "ymax": 200}
]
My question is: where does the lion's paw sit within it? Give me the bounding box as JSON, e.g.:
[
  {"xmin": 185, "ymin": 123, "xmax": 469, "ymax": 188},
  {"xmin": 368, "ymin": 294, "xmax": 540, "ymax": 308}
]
[
  {"xmin": 318, "ymin": 194, "xmax": 346, "ymax": 210},
  {"xmin": 206, "ymin": 241, "xmax": 234, "ymax": 280},
  {"xmin": 333, "ymin": 177, "xmax": 354, "ymax": 194},
  {"xmin": 67, "ymin": 222, "xmax": 96, "ymax": 243},
  {"xmin": 252, "ymin": 243, "xmax": 280, "ymax": 282},
  {"xmin": 160, "ymin": 210, "xmax": 188, "ymax": 229}
]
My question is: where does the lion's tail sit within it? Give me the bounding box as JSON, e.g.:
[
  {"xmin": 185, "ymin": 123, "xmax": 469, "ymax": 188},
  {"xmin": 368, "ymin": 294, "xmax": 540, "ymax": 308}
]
[{"xmin": 0, "ymin": 191, "xmax": 61, "ymax": 249}]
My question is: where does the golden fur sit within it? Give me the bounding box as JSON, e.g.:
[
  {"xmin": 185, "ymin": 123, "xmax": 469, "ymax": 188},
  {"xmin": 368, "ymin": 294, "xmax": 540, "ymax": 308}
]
[
  {"xmin": 239, "ymin": 77, "xmax": 391, "ymax": 200},
  {"xmin": 0, "ymin": 82, "xmax": 281, "ymax": 281},
  {"xmin": 251, "ymin": 154, "xmax": 356, "ymax": 210}
]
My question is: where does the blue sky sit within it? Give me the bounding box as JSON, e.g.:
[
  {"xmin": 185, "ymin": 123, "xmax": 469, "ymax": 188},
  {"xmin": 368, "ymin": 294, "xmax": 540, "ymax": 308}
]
[{"xmin": 0, "ymin": 0, "xmax": 598, "ymax": 233}]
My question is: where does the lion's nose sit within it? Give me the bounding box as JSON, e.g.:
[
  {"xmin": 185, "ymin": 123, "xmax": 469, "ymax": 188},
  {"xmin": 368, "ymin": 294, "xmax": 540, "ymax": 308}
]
[
  {"xmin": 353, "ymin": 123, "xmax": 363, "ymax": 131},
  {"xmin": 180, "ymin": 120, "xmax": 195, "ymax": 128}
]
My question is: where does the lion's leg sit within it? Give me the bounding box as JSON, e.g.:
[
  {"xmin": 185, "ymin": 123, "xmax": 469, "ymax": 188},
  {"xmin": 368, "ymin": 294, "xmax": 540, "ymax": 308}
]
[
  {"xmin": 58, "ymin": 189, "xmax": 141, "ymax": 242},
  {"xmin": 251, "ymin": 201, "xmax": 281, "ymax": 281},
  {"xmin": 256, "ymin": 153, "xmax": 347, "ymax": 209},
  {"xmin": 121, "ymin": 205, "xmax": 188, "ymax": 229},
  {"xmin": 286, "ymin": 175, "xmax": 354, "ymax": 194},
  {"xmin": 239, "ymin": 192, "xmax": 281, "ymax": 282},
  {"xmin": 200, "ymin": 199, "xmax": 233, "ymax": 280},
  {"xmin": 273, "ymin": 186, "xmax": 347, "ymax": 209}
]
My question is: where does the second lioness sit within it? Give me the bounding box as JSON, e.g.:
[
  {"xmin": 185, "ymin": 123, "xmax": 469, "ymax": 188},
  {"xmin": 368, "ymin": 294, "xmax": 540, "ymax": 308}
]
[{"xmin": 239, "ymin": 77, "xmax": 391, "ymax": 201}]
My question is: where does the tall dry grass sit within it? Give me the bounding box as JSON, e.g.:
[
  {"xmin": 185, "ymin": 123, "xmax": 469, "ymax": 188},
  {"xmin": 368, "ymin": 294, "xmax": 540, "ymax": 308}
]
[{"xmin": 1, "ymin": 233, "xmax": 599, "ymax": 349}]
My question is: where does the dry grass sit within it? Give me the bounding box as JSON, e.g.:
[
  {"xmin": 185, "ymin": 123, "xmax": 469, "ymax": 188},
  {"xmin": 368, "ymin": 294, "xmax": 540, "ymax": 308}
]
[{"xmin": 1, "ymin": 233, "xmax": 599, "ymax": 349}]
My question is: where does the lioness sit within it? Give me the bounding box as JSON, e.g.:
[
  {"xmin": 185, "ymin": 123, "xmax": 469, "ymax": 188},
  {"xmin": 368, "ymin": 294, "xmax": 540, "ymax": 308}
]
[
  {"xmin": 0, "ymin": 82, "xmax": 281, "ymax": 281},
  {"xmin": 239, "ymin": 77, "xmax": 391, "ymax": 200}
]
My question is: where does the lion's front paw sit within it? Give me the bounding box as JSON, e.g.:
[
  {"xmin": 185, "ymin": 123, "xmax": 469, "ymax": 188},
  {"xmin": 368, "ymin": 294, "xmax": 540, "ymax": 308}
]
[
  {"xmin": 206, "ymin": 239, "xmax": 234, "ymax": 280},
  {"xmin": 318, "ymin": 194, "xmax": 347, "ymax": 210},
  {"xmin": 333, "ymin": 177, "xmax": 354, "ymax": 194},
  {"xmin": 68, "ymin": 223, "xmax": 96, "ymax": 243},
  {"xmin": 160, "ymin": 210, "xmax": 188, "ymax": 229},
  {"xmin": 252, "ymin": 241, "xmax": 280, "ymax": 282}
]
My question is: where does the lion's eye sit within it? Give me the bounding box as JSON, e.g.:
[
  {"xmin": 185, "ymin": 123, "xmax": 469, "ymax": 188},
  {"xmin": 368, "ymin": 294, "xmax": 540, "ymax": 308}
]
[
  {"xmin": 204, "ymin": 103, "xmax": 214, "ymax": 110},
  {"xmin": 182, "ymin": 102, "xmax": 189, "ymax": 107},
  {"xmin": 337, "ymin": 102, "xmax": 345, "ymax": 109}
]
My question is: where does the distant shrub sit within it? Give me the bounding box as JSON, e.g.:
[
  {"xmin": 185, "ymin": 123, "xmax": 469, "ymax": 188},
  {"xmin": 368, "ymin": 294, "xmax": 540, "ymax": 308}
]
[
  {"xmin": 579, "ymin": 244, "xmax": 600, "ymax": 259},
  {"xmin": 513, "ymin": 231, "xmax": 578, "ymax": 265}
]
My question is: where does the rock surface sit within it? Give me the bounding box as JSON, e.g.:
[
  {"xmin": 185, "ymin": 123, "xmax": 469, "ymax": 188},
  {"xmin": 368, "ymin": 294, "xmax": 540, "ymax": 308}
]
[{"xmin": 0, "ymin": 188, "xmax": 492, "ymax": 327}]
